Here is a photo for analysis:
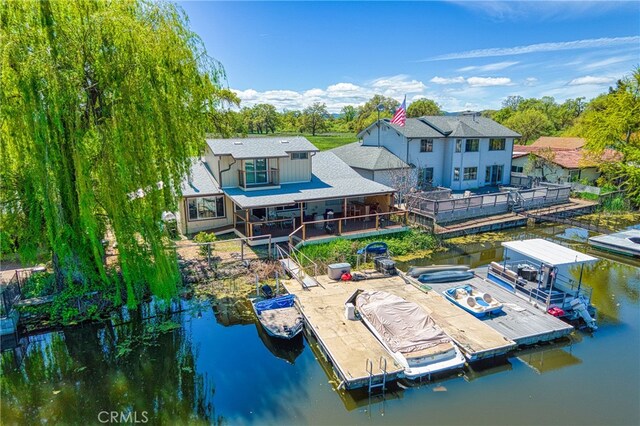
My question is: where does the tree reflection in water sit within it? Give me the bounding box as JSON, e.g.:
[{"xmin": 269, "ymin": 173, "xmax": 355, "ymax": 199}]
[{"xmin": 1, "ymin": 306, "xmax": 219, "ymax": 425}]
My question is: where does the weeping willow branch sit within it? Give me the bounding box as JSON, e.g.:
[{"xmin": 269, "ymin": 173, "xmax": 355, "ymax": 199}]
[{"xmin": 1, "ymin": 0, "xmax": 225, "ymax": 306}]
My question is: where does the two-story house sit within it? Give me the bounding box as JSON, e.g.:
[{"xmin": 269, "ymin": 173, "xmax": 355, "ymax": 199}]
[
  {"xmin": 178, "ymin": 137, "xmax": 407, "ymax": 245},
  {"xmin": 354, "ymin": 114, "xmax": 520, "ymax": 191}
]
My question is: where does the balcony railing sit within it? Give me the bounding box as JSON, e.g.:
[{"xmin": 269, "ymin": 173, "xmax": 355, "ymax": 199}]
[{"xmin": 238, "ymin": 168, "xmax": 279, "ymax": 190}]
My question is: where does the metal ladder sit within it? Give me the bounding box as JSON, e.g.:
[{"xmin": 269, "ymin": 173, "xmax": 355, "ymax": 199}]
[{"xmin": 366, "ymin": 356, "xmax": 388, "ymax": 395}]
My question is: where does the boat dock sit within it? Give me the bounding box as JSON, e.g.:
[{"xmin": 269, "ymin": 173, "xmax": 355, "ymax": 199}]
[
  {"xmin": 282, "ymin": 273, "xmax": 517, "ymax": 390},
  {"xmin": 424, "ymin": 275, "xmax": 575, "ymax": 346}
]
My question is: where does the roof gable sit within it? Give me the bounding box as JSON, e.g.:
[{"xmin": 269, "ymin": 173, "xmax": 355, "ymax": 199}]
[{"xmin": 330, "ymin": 142, "xmax": 409, "ymax": 170}]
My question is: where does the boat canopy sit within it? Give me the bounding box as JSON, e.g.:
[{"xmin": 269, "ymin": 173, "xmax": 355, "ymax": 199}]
[{"xmin": 501, "ymin": 239, "xmax": 597, "ymax": 267}]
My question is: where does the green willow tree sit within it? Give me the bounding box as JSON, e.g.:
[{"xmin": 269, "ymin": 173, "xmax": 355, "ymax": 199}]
[
  {"xmin": 580, "ymin": 68, "xmax": 640, "ymax": 205},
  {"xmin": 1, "ymin": 1, "xmax": 226, "ymax": 305}
]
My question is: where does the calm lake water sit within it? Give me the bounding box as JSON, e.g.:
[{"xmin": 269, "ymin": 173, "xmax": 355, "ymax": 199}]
[{"xmin": 2, "ymin": 223, "xmax": 639, "ymax": 425}]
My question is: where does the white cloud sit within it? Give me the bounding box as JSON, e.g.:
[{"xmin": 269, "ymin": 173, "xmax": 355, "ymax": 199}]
[
  {"xmin": 457, "ymin": 61, "xmax": 519, "ymax": 72},
  {"xmin": 419, "ymin": 36, "xmax": 640, "ymax": 61},
  {"xmin": 568, "ymin": 76, "xmax": 616, "ymax": 86},
  {"xmin": 466, "ymin": 77, "xmax": 513, "ymax": 87},
  {"xmin": 430, "ymin": 76, "xmax": 465, "ymax": 85},
  {"xmin": 524, "ymin": 77, "xmax": 538, "ymax": 86},
  {"xmin": 583, "ymin": 55, "xmax": 638, "ymax": 70}
]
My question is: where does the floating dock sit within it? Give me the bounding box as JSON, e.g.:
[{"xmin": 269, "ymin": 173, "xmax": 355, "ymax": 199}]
[
  {"xmin": 424, "ymin": 275, "xmax": 575, "ymax": 346},
  {"xmin": 588, "ymin": 229, "xmax": 640, "ymax": 258},
  {"xmin": 282, "ymin": 273, "xmax": 517, "ymax": 390}
]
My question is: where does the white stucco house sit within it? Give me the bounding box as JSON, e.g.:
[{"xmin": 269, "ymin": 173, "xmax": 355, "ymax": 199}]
[
  {"xmin": 178, "ymin": 136, "xmax": 407, "ymax": 244},
  {"xmin": 355, "ymin": 114, "xmax": 520, "ymax": 191}
]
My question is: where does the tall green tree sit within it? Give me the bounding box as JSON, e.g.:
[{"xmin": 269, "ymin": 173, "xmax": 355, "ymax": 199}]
[
  {"xmin": 504, "ymin": 109, "xmax": 554, "ymax": 143},
  {"xmin": 580, "ymin": 68, "xmax": 640, "ymax": 204},
  {"xmin": 407, "ymin": 98, "xmax": 443, "ymax": 117},
  {"xmin": 1, "ymin": 1, "xmax": 225, "ymax": 305},
  {"xmin": 354, "ymin": 95, "xmax": 399, "ymax": 134},
  {"xmin": 301, "ymin": 103, "xmax": 329, "ymax": 136}
]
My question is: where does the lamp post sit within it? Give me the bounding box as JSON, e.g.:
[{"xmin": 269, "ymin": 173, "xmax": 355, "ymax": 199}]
[{"xmin": 377, "ymin": 103, "xmax": 384, "ymax": 147}]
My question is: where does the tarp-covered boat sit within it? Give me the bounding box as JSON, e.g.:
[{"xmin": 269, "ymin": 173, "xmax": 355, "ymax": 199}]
[
  {"xmin": 418, "ymin": 270, "xmax": 475, "ymax": 283},
  {"xmin": 252, "ymin": 294, "xmax": 303, "ymax": 339},
  {"xmin": 407, "ymin": 265, "xmax": 470, "ymax": 278},
  {"xmin": 443, "ymin": 285, "xmax": 503, "ymax": 317},
  {"xmin": 355, "ymin": 291, "xmax": 465, "ymax": 379}
]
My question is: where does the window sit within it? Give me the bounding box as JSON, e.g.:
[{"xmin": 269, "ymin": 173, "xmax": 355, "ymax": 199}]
[
  {"xmin": 489, "ymin": 138, "xmax": 506, "ymax": 151},
  {"xmin": 188, "ymin": 196, "xmax": 225, "ymax": 221},
  {"xmin": 275, "ymin": 203, "xmax": 299, "ymax": 211},
  {"xmin": 420, "ymin": 139, "xmax": 433, "ymax": 152},
  {"xmin": 244, "ymin": 158, "xmax": 268, "ymax": 184},
  {"xmin": 453, "ymin": 167, "xmax": 460, "ymax": 181},
  {"xmin": 418, "ymin": 167, "xmax": 434, "ymax": 185},
  {"xmin": 455, "ymin": 139, "xmax": 462, "ymax": 153},
  {"xmin": 465, "ymin": 139, "xmax": 479, "ymax": 152},
  {"xmin": 463, "ymin": 167, "xmax": 478, "ymax": 181},
  {"xmin": 511, "ymin": 165, "xmax": 524, "ymax": 173},
  {"xmin": 291, "ymin": 152, "xmax": 308, "ymax": 160},
  {"xmin": 568, "ymin": 170, "xmax": 580, "ymax": 182}
]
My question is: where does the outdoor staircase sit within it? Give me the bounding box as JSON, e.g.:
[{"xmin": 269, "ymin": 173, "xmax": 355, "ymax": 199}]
[{"xmin": 276, "ymin": 245, "xmax": 319, "ymax": 288}]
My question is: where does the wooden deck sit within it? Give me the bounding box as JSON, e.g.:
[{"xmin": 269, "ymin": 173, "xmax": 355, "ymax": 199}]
[
  {"xmin": 282, "ymin": 273, "xmax": 516, "ymax": 389},
  {"xmin": 424, "ymin": 275, "xmax": 575, "ymax": 346}
]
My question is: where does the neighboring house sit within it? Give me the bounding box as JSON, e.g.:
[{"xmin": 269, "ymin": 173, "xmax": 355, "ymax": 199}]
[
  {"xmin": 329, "ymin": 142, "xmax": 411, "ymax": 188},
  {"xmin": 511, "ymin": 137, "xmax": 619, "ymax": 184},
  {"xmin": 178, "ymin": 136, "xmax": 405, "ymax": 245},
  {"xmin": 356, "ymin": 114, "xmax": 520, "ymax": 191}
]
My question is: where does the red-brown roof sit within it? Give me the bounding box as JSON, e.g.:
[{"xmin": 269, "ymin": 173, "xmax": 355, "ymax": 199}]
[
  {"xmin": 538, "ymin": 149, "xmax": 620, "ymax": 169},
  {"xmin": 530, "ymin": 137, "xmax": 586, "ymax": 150}
]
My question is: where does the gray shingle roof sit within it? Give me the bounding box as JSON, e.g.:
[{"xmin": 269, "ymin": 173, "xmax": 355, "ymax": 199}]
[
  {"xmin": 224, "ymin": 151, "xmax": 395, "ymax": 208},
  {"xmin": 206, "ymin": 136, "xmax": 319, "ymax": 159},
  {"xmin": 330, "ymin": 142, "xmax": 409, "ymax": 170},
  {"xmin": 181, "ymin": 159, "xmax": 222, "ymax": 197},
  {"xmin": 358, "ymin": 115, "xmax": 521, "ymax": 139}
]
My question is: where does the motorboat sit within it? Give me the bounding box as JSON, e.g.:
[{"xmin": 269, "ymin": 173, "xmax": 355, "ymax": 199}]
[
  {"xmin": 406, "ymin": 265, "xmax": 469, "ymax": 278},
  {"xmin": 417, "ymin": 270, "xmax": 475, "ymax": 283},
  {"xmin": 355, "ymin": 290, "xmax": 466, "ymax": 379},
  {"xmin": 252, "ymin": 294, "xmax": 303, "ymax": 339},
  {"xmin": 442, "ymin": 285, "xmax": 503, "ymax": 317}
]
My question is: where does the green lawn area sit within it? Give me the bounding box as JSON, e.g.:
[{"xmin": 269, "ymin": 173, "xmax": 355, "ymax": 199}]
[{"xmin": 305, "ymin": 133, "xmax": 358, "ymax": 151}]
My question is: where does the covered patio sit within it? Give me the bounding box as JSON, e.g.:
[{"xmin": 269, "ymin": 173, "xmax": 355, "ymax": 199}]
[{"xmin": 232, "ymin": 195, "xmax": 408, "ymax": 245}]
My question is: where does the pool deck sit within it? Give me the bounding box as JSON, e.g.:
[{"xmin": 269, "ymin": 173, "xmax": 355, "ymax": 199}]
[{"xmin": 282, "ymin": 272, "xmax": 518, "ymax": 390}]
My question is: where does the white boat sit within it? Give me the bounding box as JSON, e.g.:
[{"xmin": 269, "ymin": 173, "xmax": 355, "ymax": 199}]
[
  {"xmin": 407, "ymin": 265, "xmax": 469, "ymax": 278},
  {"xmin": 252, "ymin": 294, "xmax": 303, "ymax": 339},
  {"xmin": 442, "ymin": 285, "xmax": 503, "ymax": 318},
  {"xmin": 355, "ymin": 290, "xmax": 466, "ymax": 379}
]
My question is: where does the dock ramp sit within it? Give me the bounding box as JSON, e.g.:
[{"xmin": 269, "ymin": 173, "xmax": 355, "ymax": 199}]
[{"xmin": 277, "ymin": 245, "xmax": 319, "ymax": 288}]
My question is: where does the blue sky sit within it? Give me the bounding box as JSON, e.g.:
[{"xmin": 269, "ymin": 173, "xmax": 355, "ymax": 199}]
[{"xmin": 180, "ymin": 1, "xmax": 640, "ymax": 112}]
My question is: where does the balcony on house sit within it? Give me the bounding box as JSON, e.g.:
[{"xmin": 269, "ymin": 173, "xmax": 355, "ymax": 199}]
[{"xmin": 237, "ymin": 158, "xmax": 280, "ymax": 190}]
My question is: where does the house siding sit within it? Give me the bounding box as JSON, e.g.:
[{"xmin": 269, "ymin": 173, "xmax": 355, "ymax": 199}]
[
  {"xmin": 512, "ymin": 156, "xmax": 601, "ymax": 184},
  {"xmin": 279, "ymin": 155, "xmax": 311, "ymax": 183}
]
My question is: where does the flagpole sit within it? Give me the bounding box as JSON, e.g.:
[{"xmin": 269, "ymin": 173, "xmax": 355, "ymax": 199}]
[{"xmin": 377, "ymin": 103, "xmax": 384, "ymax": 147}]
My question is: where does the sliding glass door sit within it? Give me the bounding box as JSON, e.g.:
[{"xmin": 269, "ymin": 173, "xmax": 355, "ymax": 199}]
[{"xmin": 245, "ymin": 158, "xmax": 268, "ymax": 185}]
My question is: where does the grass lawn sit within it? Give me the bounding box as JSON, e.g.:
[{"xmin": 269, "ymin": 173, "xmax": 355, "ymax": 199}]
[{"xmin": 305, "ymin": 133, "xmax": 358, "ymax": 151}]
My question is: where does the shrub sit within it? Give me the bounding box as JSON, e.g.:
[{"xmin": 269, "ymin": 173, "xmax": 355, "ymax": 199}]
[{"xmin": 193, "ymin": 232, "xmax": 217, "ymax": 256}]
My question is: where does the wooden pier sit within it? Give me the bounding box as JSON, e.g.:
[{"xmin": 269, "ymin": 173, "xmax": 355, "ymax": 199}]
[{"xmin": 282, "ymin": 273, "xmax": 517, "ymax": 390}]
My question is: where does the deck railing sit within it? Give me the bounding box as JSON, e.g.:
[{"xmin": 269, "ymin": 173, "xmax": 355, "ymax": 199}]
[
  {"xmin": 237, "ymin": 168, "xmax": 280, "ymax": 190},
  {"xmin": 287, "ymin": 211, "xmax": 408, "ymax": 247}
]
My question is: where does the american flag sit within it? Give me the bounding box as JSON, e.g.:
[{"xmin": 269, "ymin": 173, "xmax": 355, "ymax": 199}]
[{"xmin": 390, "ymin": 96, "xmax": 406, "ymax": 126}]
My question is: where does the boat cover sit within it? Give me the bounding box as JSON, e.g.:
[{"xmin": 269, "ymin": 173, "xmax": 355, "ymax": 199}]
[
  {"xmin": 254, "ymin": 294, "xmax": 296, "ymax": 315},
  {"xmin": 355, "ymin": 291, "xmax": 451, "ymax": 354}
]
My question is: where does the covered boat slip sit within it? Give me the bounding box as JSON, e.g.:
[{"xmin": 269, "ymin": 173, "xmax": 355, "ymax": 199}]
[
  {"xmin": 427, "ymin": 276, "xmax": 575, "ymax": 345},
  {"xmin": 282, "ymin": 274, "xmax": 515, "ymax": 389}
]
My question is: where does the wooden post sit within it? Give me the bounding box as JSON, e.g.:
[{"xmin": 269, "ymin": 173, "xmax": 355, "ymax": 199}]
[
  {"xmin": 245, "ymin": 209, "xmax": 249, "ymax": 237},
  {"xmin": 338, "ymin": 218, "xmax": 342, "ymax": 235},
  {"xmin": 240, "ymin": 239, "xmax": 244, "ymax": 260},
  {"xmin": 376, "ymin": 214, "xmax": 379, "ymax": 230},
  {"xmin": 207, "ymin": 244, "xmax": 211, "ymax": 268},
  {"xmin": 343, "ymin": 198, "xmax": 348, "ymax": 223},
  {"xmin": 302, "ymin": 224, "xmax": 306, "ymax": 241},
  {"xmin": 300, "ymin": 202, "xmax": 304, "ymax": 223}
]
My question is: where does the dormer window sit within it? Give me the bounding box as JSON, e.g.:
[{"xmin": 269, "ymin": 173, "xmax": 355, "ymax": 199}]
[{"xmin": 291, "ymin": 152, "xmax": 308, "ymax": 160}]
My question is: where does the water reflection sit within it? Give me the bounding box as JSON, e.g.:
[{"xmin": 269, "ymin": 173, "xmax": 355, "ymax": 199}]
[{"xmin": 1, "ymin": 308, "xmax": 217, "ymax": 425}]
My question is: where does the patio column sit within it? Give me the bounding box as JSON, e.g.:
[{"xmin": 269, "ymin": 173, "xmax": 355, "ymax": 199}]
[{"xmin": 300, "ymin": 202, "xmax": 304, "ymax": 223}]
